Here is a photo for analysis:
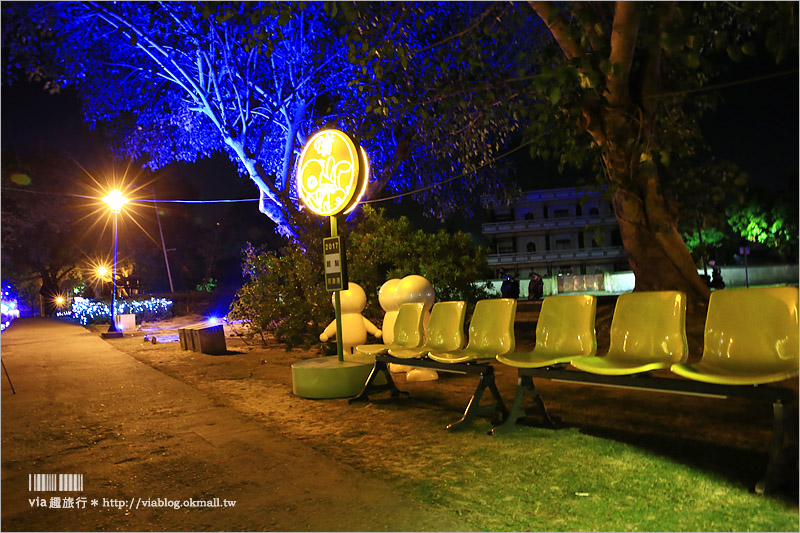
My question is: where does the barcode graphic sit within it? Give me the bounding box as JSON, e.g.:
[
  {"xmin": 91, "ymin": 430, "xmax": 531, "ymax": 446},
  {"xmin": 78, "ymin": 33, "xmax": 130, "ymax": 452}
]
[{"xmin": 28, "ymin": 474, "xmax": 83, "ymax": 492}]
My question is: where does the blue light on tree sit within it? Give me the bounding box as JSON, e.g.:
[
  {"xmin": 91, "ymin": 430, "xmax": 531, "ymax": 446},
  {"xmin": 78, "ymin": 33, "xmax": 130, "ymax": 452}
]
[{"xmin": 6, "ymin": 2, "xmax": 534, "ymax": 235}]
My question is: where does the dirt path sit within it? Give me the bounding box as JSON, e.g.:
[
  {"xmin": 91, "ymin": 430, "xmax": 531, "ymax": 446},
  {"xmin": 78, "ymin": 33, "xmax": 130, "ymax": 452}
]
[{"xmin": 1, "ymin": 318, "xmax": 469, "ymax": 532}]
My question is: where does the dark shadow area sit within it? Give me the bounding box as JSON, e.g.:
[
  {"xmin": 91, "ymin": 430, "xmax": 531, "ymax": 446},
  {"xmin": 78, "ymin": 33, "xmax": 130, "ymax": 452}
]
[
  {"xmin": 574, "ymin": 423, "xmax": 799, "ymax": 505},
  {"xmin": 204, "ymin": 349, "xmax": 245, "ymax": 356}
]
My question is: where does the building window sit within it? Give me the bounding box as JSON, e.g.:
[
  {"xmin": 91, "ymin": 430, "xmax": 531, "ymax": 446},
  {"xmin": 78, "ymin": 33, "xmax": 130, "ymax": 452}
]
[
  {"xmin": 497, "ymin": 239, "xmax": 514, "ymax": 254},
  {"xmin": 553, "ymin": 208, "xmax": 569, "ymax": 218},
  {"xmin": 526, "ymin": 242, "xmax": 536, "ymax": 252},
  {"xmin": 555, "ymin": 238, "xmax": 571, "ymax": 250},
  {"xmin": 589, "ymin": 207, "xmax": 599, "ymax": 216},
  {"xmin": 524, "ymin": 212, "xmax": 534, "ymax": 220}
]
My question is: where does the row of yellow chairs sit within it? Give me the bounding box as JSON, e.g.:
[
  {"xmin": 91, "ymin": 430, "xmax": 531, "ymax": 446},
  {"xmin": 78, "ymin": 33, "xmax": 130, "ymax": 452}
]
[
  {"xmin": 356, "ymin": 286, "xmax": 797, "ymax": 386},
  {"xmin": 355, "ymin": 298, "xmax": 516, "ymax": 364},
  {"xmin": 500, "ymin": 286, "xmax": 798, "ymax": 385},
  {"xmin": 352, "ymin": 287, "xmax": 797, "ymax": 492}
]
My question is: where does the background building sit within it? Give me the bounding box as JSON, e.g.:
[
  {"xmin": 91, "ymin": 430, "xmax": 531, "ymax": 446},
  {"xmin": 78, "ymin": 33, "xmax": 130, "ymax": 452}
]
[{"xmin": 483, "ymin": 187, "xmax": 628, "ymax": 293}]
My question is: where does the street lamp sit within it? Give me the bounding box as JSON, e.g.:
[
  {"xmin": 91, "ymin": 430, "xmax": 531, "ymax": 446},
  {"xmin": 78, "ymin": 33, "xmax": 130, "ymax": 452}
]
[{"xmin": 101, "ymin": 189, "xmax": 128, "ymax": 338}]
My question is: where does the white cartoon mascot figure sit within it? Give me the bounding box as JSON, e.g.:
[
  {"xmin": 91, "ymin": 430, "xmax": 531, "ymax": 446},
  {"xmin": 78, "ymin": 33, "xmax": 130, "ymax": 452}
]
[
  {"xmin": 377, "ymin": 278, "xmax": 402, "ymax": 344},
  {"xmin": 319, "ymin": 282, "xmax": 381, "ymax": 354},
  {"xmin": 391, "ymin": 275, "xmax": 439, "ymax": 382}
]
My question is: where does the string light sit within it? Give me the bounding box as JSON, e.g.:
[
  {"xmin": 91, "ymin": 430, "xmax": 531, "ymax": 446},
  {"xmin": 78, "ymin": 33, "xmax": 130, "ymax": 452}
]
[
  {"xmin": 71, "ymin": 296, "xmax": 173, "ymax": 325},
  {"xmin": 1, "ymin": 293, "xmax": 20, "ymax": 332}
]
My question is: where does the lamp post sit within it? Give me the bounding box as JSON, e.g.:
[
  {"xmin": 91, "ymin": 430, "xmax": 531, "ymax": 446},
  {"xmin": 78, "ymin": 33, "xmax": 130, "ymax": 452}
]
[{"xmin": 102, "ymin": 189, "xmax": 128, "ymax": 338}]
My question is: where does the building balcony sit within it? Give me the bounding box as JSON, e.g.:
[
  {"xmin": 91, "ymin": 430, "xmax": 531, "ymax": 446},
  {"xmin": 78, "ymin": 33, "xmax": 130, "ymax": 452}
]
[
  {"xmin": 483, "ymin": 186, "xmax": 606, "ymax": 205},
  {"xmin": 486, "ymin": 246, "xmax": 627, "ymax": 266},
  {"xmin": 482, "ymin": 214, "xmax": 619, "ymax": 235}
]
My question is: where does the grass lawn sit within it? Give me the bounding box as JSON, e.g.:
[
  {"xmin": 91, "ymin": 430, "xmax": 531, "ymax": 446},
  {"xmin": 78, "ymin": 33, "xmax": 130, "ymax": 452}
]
[{"xmin": 395, "ymin": 424, "xmax": 796, "ymax": 531}]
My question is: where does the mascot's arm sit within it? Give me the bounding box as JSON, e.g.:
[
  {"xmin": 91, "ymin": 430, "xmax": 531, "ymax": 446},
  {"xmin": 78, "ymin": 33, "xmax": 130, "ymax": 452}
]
[
  {"xmin": 319, "ymin": 320, "xmax": 337, "ymax": 342},
  {"xmin": 363, "ymin": 317, "xmax": 382, "ymax": 338}
]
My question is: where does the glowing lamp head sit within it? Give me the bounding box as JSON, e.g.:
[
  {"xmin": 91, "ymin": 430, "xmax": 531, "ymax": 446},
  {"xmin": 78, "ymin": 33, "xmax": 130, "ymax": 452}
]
[
  {"xmin": 103, "ymin": 189, "xmax": 129, "ymax": 213},
  {"xmin": 96, "ymin": 266, "xmax": 109, "ymax": 277},
  {"xmin": 296, "ymin": 129, "xmax": 367, "ymax": 216},
  {"xmin": 55, "ymin": 296, "xmax": 65, "ymax": 306}
]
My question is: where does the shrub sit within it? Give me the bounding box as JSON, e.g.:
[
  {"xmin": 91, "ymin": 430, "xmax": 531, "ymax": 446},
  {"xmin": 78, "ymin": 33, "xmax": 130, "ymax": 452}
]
[
  {"xmin": 346, "ymin": 206, "xmax": 492, "ymax": 322},
  {"xmin": 229, "ymin": 206, "xmax": 491, "ymax": 349},
  {"xmin": 229, "ymin": 245, "xmax": 330, "ymax": 349}
]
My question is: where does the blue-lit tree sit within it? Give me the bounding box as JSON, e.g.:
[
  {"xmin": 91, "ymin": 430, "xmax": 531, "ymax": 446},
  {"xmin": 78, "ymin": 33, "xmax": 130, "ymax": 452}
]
[
  {"xmin": 4, "ymin": 2, "xmax": 538, "ymax": 234},
  {"xmin": 5, "ymin": 2, "xmax": 362, "ymax": 237},
  {"xmin": 327, "ymin": 2, "xmax": 543, "ymax": 218}
]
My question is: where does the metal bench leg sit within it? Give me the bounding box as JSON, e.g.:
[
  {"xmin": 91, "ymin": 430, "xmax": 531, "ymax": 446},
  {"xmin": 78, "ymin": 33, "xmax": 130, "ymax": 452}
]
[
  {"xmin": 755, "ymin": 399, "xmax": 792, "ymax": 494},
  {"xmin": 491, "ymin": 375, "xmax": 557, "ymax": 435},
  {"xmin": 447, "ymin": 369, "xmax": 508, "ymax": 432},
  {"xmin": 488, "ymin": 375, "xmax": 551, "ymax": 434},
  {"xmin": 348, "ymin": 360, "xmax": 408, "ymax": 404}
]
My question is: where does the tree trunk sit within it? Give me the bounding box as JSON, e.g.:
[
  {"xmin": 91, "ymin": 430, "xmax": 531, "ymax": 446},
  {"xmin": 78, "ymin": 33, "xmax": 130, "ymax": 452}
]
[
  {"xmin": 588, "ymin": 97, "xmax": 710, "ymax": 310},
  {"xmin": 613, "ymin": 186, "xmax": 710, "ymax": 307}
]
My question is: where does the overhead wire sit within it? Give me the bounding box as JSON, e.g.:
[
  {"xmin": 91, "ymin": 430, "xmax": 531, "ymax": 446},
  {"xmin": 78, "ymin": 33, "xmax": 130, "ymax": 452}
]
[
  {"xmin": 1, "ymin": 186, "xmax": 259, "ymax": 203},
  {"xmin": 3, "ymin": 67, "xmax": 792, "ymax": 207}
]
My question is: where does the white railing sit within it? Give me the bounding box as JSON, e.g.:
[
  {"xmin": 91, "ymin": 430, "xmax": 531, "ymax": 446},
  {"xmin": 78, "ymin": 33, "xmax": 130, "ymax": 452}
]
[
  {"xmin": 487, "ymin": 246, "xmax": 627, "ymax": 265},
  {"xmin": 483, "ymin": 214, "xmax": 618, "ymax": 234}
]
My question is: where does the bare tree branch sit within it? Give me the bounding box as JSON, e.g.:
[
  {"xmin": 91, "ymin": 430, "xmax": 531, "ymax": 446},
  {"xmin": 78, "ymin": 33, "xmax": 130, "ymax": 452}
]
[
  {"xmin": 529, "ymin": 1, "xmax": 583, "ymax": 60},
  {"xmin": 606, "ymin": 1, "xmax": 641, "ymax": 106}
]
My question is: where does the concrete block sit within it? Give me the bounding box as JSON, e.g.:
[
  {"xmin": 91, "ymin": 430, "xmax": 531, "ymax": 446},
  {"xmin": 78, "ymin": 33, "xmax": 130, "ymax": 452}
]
[
  {"xmin": 178, "ymin": 324, "xmax": 226, "ymax": 354},
  {"xmin": 114, "ymin": 313, "xmax": 136, "ymax": 332},
  {"xmin": 178, "ymin": 327, "xmax": 191, "ymax": 350}
]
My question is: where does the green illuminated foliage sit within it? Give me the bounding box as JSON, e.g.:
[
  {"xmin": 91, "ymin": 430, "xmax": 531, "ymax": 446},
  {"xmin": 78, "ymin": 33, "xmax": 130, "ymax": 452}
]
[
  {"xmin": 682, "ymin": 227, "xmax": 729, "ymax": 265},
  {"xmin": 727, "ymin": 197, "xmax": 798, "ymax": 254}
]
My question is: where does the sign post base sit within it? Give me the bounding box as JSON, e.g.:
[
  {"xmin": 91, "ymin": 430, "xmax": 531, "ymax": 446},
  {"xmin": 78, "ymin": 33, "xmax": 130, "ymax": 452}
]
[{"xmin": 291, "ymin": 355, "xmax": 375, "ymax": 399}]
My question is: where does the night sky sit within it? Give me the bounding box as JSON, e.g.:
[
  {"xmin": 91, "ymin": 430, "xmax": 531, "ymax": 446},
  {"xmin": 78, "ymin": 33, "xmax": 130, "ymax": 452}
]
[{"xmin": 2, "ymin": 49, "xmax": 797, "ymax": 232}]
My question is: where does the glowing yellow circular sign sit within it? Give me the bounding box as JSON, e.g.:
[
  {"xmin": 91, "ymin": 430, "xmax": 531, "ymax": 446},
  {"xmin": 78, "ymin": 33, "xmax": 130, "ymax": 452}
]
[{"xmin": 297, "ymin": 129, "xmax": 366, "ymax": 216}]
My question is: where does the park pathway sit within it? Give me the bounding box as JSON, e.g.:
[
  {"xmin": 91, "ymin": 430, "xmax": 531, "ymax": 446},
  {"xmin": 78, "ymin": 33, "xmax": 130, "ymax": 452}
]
[{"xmin": 1, "ymin": 318, "xmax": 466, "ymax": 532}]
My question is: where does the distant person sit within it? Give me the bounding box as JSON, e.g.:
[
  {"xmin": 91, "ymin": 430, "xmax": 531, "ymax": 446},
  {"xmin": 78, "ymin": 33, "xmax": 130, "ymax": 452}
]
[
  {"xmin": 710, "ymin": 265, "xmax": 725, "ymax": 290},
  {"xmin": 500, "ymin": 270, "xmax": 520, "ymax": 299},
  {"xmin": 510, "ymin": 274, "xmax": 520, "ymax": 299},
  {"xmin": 528, "ymin": 271, "xmax": 544, "ymax": 301},
  {"xmin": 500, "ymin": 270, "xmax": 511, "ymax": 298}
]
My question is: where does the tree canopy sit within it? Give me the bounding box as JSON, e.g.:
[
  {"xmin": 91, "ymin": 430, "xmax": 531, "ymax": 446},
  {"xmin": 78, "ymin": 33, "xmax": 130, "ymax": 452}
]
[
  {"xmin": 3, "ymin": 2, "xmax": 538, "ymax": 235},
  {"xmin": 1, "ymin": 149, "xmax": 89, "ymax": 312},
  {"xmin": 516, "ymin": 2, "xmax": 796, "ymax": 304}
]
